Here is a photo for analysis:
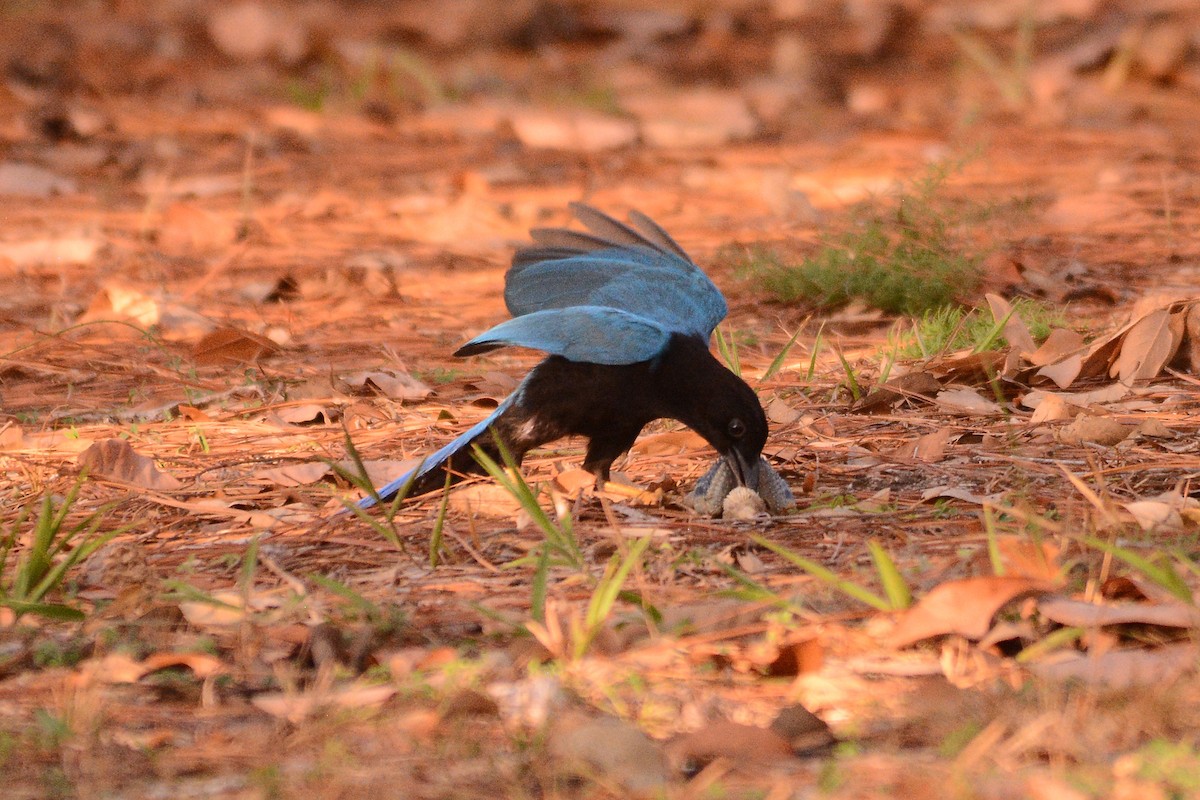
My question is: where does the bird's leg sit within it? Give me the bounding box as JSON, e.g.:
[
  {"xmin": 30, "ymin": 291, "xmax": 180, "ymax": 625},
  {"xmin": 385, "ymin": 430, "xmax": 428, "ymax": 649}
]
[
  {"xmin": 582, "ymin": 427, "xmax": 641, "ymax": 490},
  {"xmin": 583, "ymin": 453, "xmax": 616, "ymax": 491}
]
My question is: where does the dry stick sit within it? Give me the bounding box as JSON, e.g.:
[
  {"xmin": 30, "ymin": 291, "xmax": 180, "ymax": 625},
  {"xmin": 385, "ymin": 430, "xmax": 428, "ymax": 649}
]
[
  {"xmin": 257, "ymin": 550, "xmax": 312, "ymax": 602},
  {"xmin": 444, "ymin": 523, "xmax": 500, "ymax": 572}
]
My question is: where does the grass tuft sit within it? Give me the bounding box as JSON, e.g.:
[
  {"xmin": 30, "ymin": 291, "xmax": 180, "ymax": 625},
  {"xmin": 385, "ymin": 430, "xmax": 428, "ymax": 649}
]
[
  {"xmin": 1, "ymin": 476, "xmax": 122, "ymax": 621},
  {"xmin": 733, "ymin": 160, "xmax": 1020, "ymax": 315},
  {"xmin": 891, "ymin": 299, "xmax": 1066, "ymax": 359}
]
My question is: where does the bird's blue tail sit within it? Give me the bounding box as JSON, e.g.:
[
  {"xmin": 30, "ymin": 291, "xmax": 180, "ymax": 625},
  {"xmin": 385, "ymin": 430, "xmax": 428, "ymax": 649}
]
[{"xmin": 357, "ymin": 393, "xmax": 516, "ymax": 509}]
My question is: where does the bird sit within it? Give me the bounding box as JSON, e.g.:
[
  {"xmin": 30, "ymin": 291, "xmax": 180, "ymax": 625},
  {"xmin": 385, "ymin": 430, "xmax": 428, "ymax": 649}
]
[{"xmin": 359, "ymin": 202, "xmax": 769, "ymax": 508}]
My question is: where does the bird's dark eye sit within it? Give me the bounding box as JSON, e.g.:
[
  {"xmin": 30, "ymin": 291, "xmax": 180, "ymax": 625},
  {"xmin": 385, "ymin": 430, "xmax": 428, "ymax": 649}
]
[{"xmin": 728, "ymin": 418, "xmax": 746, "ymax": 438}]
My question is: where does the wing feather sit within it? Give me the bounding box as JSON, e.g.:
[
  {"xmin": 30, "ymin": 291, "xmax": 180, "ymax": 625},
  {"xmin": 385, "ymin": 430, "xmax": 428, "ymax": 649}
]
[
  {"xmin": 627, "ymin": 208, "xmax": 691, "ymax": 261},
  {"xmin": 504, "ymin": 206, "xmax": 727, "ymax": 338},
  {"xmin": 456, "ymin": 306, "xmax": 670, "ymax": 365}
]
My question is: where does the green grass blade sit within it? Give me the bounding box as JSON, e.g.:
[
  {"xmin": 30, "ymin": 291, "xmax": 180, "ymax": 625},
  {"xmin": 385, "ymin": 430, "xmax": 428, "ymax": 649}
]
[
  {"xmin": 1015, "ymin": 626, "xmax": 1084, "ymax": 664},
  {"xmin": 330, "ymin": 426, "xmax": 424, "ymax": 520},
  {"xmin": 983, "ymin": 505, "xmax": 1005, "ymax": 576},
  {"xmin": 530, "ymin": 544, "xmax": 550, "ymax": 624},
  {"xmin": 586, "ymin": 536, "xmax": 650, "ymax": 631},
  {"xmin": 1081, "ymin": 536, "xmax": 1193, "ymax": 603},
  {"xmin": 806, "ymin": 323, "xmax": 825, "ymax": 381},
  {"xmin": 472, "ymin": 440, "xmax": 582, "ymax": 568},
  {"xmin": 17, "ymin": 494, "xmax": 56, "ymax": 597},
  {"xmin": 239, "ymin": 536, "xmax": 260, "ymax": 598},
  {"xmin": 577, "ymin": 536, "xmax": 651, "ymax": 657},
  {"xmin": 428, "ymin": 470, "xmax": 453, "ymax": 568},
  {"xmin": 715, "ymin": 324, "xmax": 741, "ymax": 377},
  {"xmin": 0, "ymin": 600, "xmax": 85, "ymax": 621},
  {"xmin": 714, "ymin": 561, "xmax": 799, "ymax": 610},
  {"xmin": 972, "ymin": 306, "xmax": 1013, "ymax": 354},
  {"xmin": 28, "ymin": 528, "xmax": 120, "ymax": 603},
  {"xmin": 867, "ymin": 540, "xmax": 912, "ymax": 610},
  {"xmin": 336, "ymin": 498, "xmax": 406, "ymax": 550},
  {"xmin": 0, "ymin": 502, "xmax": 31, "ymax": 579},
  {"xmin": 752, "ymin": 534, "xmax": 891, "ymax": 611},
  {"xmin": 764, "ymin": 324, "xmax": 805, "ymax": 380},
  {"xmin": 309, "ymin": 573, "xmax": 381, "ymax": 621},
  {"xmin": 832, "ymin": 345, "xmax": 862, "ymax": 402}
]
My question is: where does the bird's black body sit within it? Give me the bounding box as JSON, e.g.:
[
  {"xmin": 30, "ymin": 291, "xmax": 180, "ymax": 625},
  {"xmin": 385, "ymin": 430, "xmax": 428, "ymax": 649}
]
[{"xmin": 363, "ymin": 204, "xmax": 769, "ymax": 506}]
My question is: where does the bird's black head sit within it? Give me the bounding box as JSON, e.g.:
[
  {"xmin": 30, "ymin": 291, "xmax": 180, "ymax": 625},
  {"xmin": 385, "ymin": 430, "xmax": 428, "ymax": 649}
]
[
  {"xmin": 663, "ymin": 336, "xmax": 768, "ymax": 491},
  {"xmin": 696, "ymin": 369, "xmax": 768, "ymax": 491}
]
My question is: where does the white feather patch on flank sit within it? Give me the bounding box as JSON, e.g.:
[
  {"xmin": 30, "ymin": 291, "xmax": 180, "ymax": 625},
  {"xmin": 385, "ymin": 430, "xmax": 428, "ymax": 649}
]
[{"xmin": 515, "ymin": 416, "xmax": 540, "ymax": 443}]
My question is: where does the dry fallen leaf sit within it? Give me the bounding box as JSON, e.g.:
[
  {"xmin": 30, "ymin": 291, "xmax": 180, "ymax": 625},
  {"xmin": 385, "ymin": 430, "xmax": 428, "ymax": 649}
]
[
  {"xmin": 79, "ymin": 438, "xmax": 184, "ymax": 491},
  {"xmin": 766, "ymin": 397, "xmax": 803, "ymax": 425},
  {"xmin": 255, "ymin": 462, "xmax": 331, "ymax": 487},
  {"xmin": 1044, "ymin": 191, "xmax": 1148, "ymax": 228},
  {"xmin": 268, "ymin": 404, "xmax": 329, "ymax": 425},
  {"xmin": 0, "ymin": 423, "xmax": 26, "ymax": 450},
  {"xmin": 507, "ymin": 107, "xmax": 640, "ymax": 152},
  {"xmin": 178, "ymin": 589, "xmax": 287, "ymax": 627},
  {"xmin": 1111, "ymin": 308, "xmax": 1184, "ymax": 383},
  {"xmin": 79, "ymin": 285, "xmax": 160, "ymax": 328},
  {"xmin": 770, "ymin": 703, "xmax": 835, "ymax": 753},
  {"xmin": 855, "ymin": 370, "xmax": 941, "ymax": 412},
  {"xmin": 1029, "ymin": 642, "xmax": 1197, "ymax": 689},
  {"xmin": 192, "ymin": 326, "xmax": 280, "ymax": 366},
  {"xmin": 78, "ymin": 285, "xmax": 215, "ymax": 340},
  {"xmin": 1135, "ymin": 419, "xmax": 1174, "ymax": 438},
  {"xmin": 934, "ymin": 387, "xmax": 1002, "ymax": 415},
  {"xmin": 1034, "ymin": 354, "xmax": 1083, "ymax": 389},
  {"xmin": 920, "ymin": 486, "xmax": 1006, "ymax": 506},
  {"xmin": 994, "ymin": 536, "xmax": 1062, "ymax": 581},
  {"xmin": 625, "ymin": 87, "xmax": 758, "ymax": 147},
  {"xmin": 664, "ymin": 719, "xmax": 794, "ymax": 771},
  {"xmin": 553, "ymin": 467, "xmax": 596, "ymax": 494},
  {"xmin": 157, "ymin": 202, "xmax": 239, "ymax": 254},
  {"xmin": 1058, "ymin": 414, "xmax": 1133, "ymax": 446},
  {"xmin": 911, "ymin": 427, "xmax": 953, "ymax": 462},
  {"xmin": 891, "ymin": 576, "xmax": 1054, "ymax": 648},
  {"xmin": 0, "ymin": 236, "xmax": 101, "ymax": 266},
  {"xmin": 548, "ymin": 712, "xmax": 668, "ymax": 796},
  {"xmin": 449, "ymin": 483, "xmax": 524, "ymax": 519},
  {"xmin": 337, "ymin": 458, "xmax": 421, "ymax": 493},
  {"xmin": 1037, "ymin": 596, "xmax": 1200, "ymax": 629},
  {"xmin": 207, "ymin": 0, "xmax": 309, "ymax": 63},
  {"xmin": 1026, "ymin": 328, "xmax": 1086, "ymax": 366},
  {"xmin": 986, "ymin": 293, "xmax": 1037, "ymax": 355},
  {"xmin": 1121, "ymin": 498, "xmax": 1192, "ymax": 531},
  {"xmin": 1183, "ymin": 302, "xmax": 1200, "ymax": 372},
  {"xmin": 340, "ymin": 370, "xmax": 432, "ymax": 402},
  {"xmin": 0, "ymin": 162, "xmax": 77, "ymax": 197},
  {"xmin": 1023, "ymin": 383, "xmax": 1131, "ymax": 410},
  {"xmin": 1028, "ymin": 393, "xmax": 1079, "ymax": 424},
  {"xmin": 251, "ymin": 684, "xmax": 397, "ymax": 724}
]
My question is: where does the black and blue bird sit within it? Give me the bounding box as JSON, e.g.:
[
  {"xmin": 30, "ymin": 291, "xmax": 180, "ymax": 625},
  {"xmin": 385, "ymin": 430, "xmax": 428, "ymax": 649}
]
[{"xmin": 362, "ymin": 203, "xmax": 770, "ymax": 508}]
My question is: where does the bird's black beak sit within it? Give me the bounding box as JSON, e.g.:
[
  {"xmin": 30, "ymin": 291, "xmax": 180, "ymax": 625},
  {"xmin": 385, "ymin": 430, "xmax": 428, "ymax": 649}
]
[{"xmin": 725, "ymin": 450, "xmax": 760, "ymax": 492}]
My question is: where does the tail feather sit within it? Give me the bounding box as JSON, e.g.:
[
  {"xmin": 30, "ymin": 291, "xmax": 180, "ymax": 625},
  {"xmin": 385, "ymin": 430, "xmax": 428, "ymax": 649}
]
[{"xmin": 357, "ymin": 396, "xmax": 514, "ymax": 508}]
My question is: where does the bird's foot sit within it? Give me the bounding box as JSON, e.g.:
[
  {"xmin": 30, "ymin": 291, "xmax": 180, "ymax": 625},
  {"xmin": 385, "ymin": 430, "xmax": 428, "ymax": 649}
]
[{"xmin": 684, "ymin": 456, "xmax": 795, "ymax": 518}]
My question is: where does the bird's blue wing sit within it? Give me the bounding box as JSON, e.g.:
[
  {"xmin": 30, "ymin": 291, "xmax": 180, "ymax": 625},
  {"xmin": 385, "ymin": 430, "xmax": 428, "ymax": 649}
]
[
  {"xmin": 504, "ymin": 204, "xmax": 728, "ymax": 338},
  {"xmin": 455, "ymin": 306, "xmax": 670, "ymax": 365},
  {"xmin": 505, "ymin": 250, "xmax": 725, "ymax": 339},
  {"xmin": 358, "ymin": 393, "xmax": 516, "ymax": 508}
]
